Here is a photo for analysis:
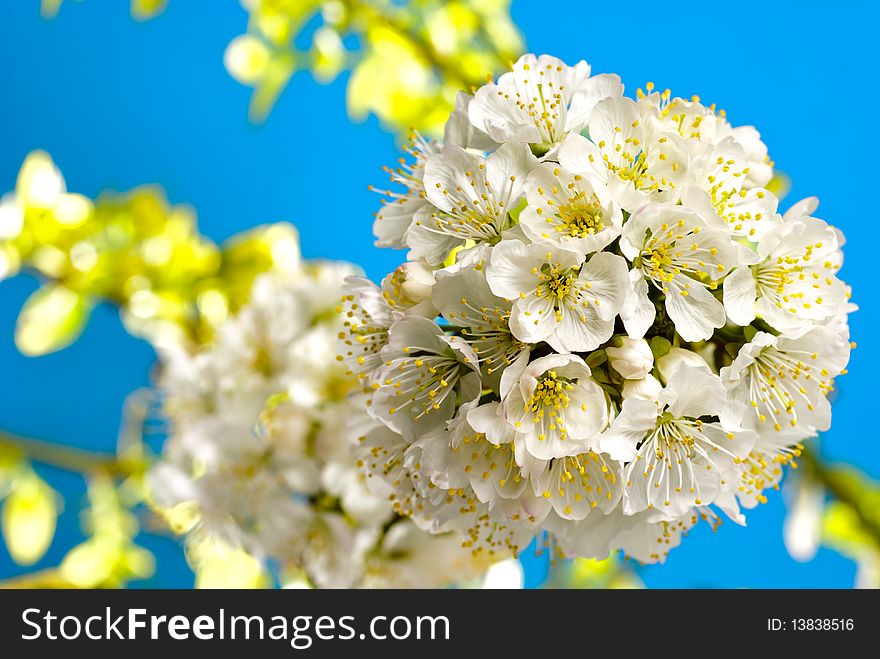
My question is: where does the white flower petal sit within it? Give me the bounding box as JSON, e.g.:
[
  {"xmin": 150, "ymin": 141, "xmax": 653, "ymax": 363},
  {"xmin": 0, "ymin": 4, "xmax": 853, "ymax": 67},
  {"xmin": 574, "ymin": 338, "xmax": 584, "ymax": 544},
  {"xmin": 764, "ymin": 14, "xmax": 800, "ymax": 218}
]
[{"xmin": 723, "ymin": 265, "xmax": 757, "ymax": 326}]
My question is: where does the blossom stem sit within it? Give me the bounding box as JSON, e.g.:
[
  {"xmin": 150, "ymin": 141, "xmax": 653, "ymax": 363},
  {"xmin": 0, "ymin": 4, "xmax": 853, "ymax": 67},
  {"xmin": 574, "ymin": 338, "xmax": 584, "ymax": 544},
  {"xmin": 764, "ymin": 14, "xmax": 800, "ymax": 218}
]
[
  {"xmin": 0, "ymin": 430, "xmax": 145, "ymax": 477},
  {"xmin": 712, "ymin": 326, "xmax": 746, "ymax": 344}
]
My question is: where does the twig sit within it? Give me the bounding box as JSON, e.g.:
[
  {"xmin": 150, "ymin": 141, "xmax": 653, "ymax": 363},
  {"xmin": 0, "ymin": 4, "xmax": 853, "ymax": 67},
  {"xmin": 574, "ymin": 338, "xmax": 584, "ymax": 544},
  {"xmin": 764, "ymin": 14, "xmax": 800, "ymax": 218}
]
[
  {"xmin": 0, "ymin": 431, "xmax": 145, "ymax": 478},
  {"xmin": 0, "ymin": 568, "xmax": 71, "ymax": 589}
]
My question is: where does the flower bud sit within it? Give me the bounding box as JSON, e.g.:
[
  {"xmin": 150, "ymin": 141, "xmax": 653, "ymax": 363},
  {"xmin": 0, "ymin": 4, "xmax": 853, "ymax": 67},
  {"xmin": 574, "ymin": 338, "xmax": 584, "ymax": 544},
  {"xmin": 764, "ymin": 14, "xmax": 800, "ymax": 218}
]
[
  {"xmin": 381, "ymin": 261, "xmax": 436, "ymax": 315},
  {"xmin": 656, "ymin": 347, "xmax": 710, "ymax": 384},
  {"xmin": 606, "ymin": 336, "xmax": 653, "ymax": 379},
  {"xmin": 621, "ymin": 374, "xmax": 662, "ymax": 401}
]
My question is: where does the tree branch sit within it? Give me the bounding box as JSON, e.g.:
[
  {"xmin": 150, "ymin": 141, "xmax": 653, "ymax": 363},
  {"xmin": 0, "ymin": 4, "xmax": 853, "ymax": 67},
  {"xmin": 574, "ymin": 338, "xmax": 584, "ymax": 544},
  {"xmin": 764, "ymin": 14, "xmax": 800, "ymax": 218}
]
[
  {"xmin": 0, "ymin": 431, "xmax": 145, "ymax": 478},
  {"xmin": 0, "ymin": 568, "xmax": 71, "ymax": 589}
]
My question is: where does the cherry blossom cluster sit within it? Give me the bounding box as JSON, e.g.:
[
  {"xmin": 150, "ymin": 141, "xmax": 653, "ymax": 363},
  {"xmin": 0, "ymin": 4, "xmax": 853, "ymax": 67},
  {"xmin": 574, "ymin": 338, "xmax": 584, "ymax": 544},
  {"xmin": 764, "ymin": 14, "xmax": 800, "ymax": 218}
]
[
  {"xmin": 339, "ymin": 53, "xmax": 855, "ymax": 563},
  {"xmin": 150, "ymin": 252, "xmax": 494, "ymax": 587}
]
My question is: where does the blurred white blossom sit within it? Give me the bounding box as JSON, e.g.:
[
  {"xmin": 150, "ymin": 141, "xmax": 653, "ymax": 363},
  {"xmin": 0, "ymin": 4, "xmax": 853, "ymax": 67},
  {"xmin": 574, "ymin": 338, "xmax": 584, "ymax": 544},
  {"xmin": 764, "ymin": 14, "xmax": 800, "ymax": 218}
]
[{"xmin": 150, "ymin": 243, "xmax": 494, "ymax": 587}]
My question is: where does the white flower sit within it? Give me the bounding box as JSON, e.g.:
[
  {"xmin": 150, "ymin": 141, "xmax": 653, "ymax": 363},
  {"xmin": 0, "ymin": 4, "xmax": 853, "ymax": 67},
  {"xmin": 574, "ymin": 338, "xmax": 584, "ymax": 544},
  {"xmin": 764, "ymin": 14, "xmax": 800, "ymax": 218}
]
[
  {"xmin": 363, "ymin": 520, "xmax": 491, "ymax": 588},
  {"xmin": 321, "ymin": 461, "xmax": 391, "ymax": 527},
  {"xmin": 480, "ymin": 558, "xmax": 525, "ymax": 589},
  {"xmin": 380, "ymin": 261, "xmax": 437, "ymax": 317},
  {"xmin": 714, "ymin": 122, "xmax": 774, "ymax": 188},
  {"xmin": 614, "ymin": 509, "xmax": 706, "ymax": 564},
  {"xmin": 301, "ymin": 512, "xmax": 373, "ymax": 588},
  {"xmin": 503, "ymin": 353, "xmax": 609, "ymax": 461},
  {"xmin": 432, "ymin": 264, "xmax": 529, "ymax": 388},
  {"xmin": 732, "ymin": 448, "xmax": 791, "ymax": 509},
  {"xmin": 606, "ymin": 336, "xmax": 653, "ymax": 380},
  {"xmin": 543, "ymin": 507, "xmax": 636, "ymax": 559},
  {"xmin": 519, "ymin": 161, "xmax": 622, "ymax": 253},
  {"xmin": 355, "ymin": 423, "xmax": 418, "ymax": 515},
  {"xmin": 531, "ymin": 450, "xmax": 623, "ymax": 520},
  {"xmin": 621, "ymin": 203, "xmax": 739, "ymax": 342},
  {"xmin": 655, "ymin": 347, "xmax": 711, "ymax": 383},
  {"xmin": 372, "ymin": 132, "xmax": 441, "ymax": 249},
  {"xmin": 621, "ymin": 374, "xmax": 663, "ymax": 401},
  {"xmin": 642, "ymin": 93, "xmax": 723, "ymax": 148},
  {"xmin": 602, "ymin": 366, "xmax": 755, "ymax": 517},
  {"xmin": 486, "ymin": 240, "xmax": 629, "ymax": 352},
  {"xmin": 722, "ymin": 212, "xmax": 847, "ymax": 334},
  {"xmin": 370, "ymin": 315, "xmax": 481, "ymax": 440},
  {"xmin": 468, "ymin": 53, "xmax": 622, "ymax": 156},
  {"xmin": 337, "ymin": 276, "xmax": 398, "ymax": 383},
  {"xmin": 681, "ymin": 137, "xmax": 780, "ymax": 241},
  {"xmin": 444, "ymin": 91, "xmax": 499, "ymax": 151},
  {"xmin": 639, "ymin": 91, "xmax": 772, "ymax": 186},
  {"xmin": 153, "ymin": 265, "xmax": 496, "ymax": 590},
  {"xmin": 783, "ymin": 474, "xmax": 824, "ymax": 563},
  {"xmin": 398, "ymin": 422, "xmax": 541, "ymax": 554},
  {"xmin": 720, "ymin": 328, "xmax": 850, "ymax": 442},
  {"xmin": 450, "ymin": 403, "xmax": 543, "ymax": 506},
  {"xmin": 407, "ymin": 143, "xmax": 537, "ymax": 265},
  {"xmin": 558, "ymin": 98, "xmax": 688, "ymax": 212},
  {"xmin": 211, "ymin": 274, "xmax": 313, "ymax": 389},
  {"xmin": 157, "ymin": 347, "xmax": 263, "ymax": 428},
  {"xmin": 360, "ymin": 51, "xmax": 854, "ymax": 566}
]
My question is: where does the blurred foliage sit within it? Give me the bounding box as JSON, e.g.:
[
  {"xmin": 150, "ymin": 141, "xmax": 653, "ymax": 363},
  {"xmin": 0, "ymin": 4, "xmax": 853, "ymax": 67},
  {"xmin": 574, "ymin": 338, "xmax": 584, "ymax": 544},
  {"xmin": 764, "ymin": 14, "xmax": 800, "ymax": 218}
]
[
  {"xmin": 187, "ymin": 536, "xmax": 272, "ymax": 589},
  {"xmin": 226, "ymin": 0, "xmax": 523, "ymax": 130},
  {"xmin": 41, "ymin": 0, "xmax": 167, "ymax": 20},
  {"xmin": 150, "ymin": 490, "xmax": 273, "ymax": 588},
  {"xmin": 0, "ymin": 453, "xmax": 58, "ymax": 567},
  {"xmin": 57, "ymin": 473, "xmax": 155, "ymax": 588},
  {"xmin": 0, "ymin": 392, "xmax": 155, "ymax": 588},
  {"xmin": 544, "ymin": 557, "xmax": 643, "ymax": 590},
  {"xmin": 0, "ymin": 150, "xmax": 311, "ymax": 587},
  {"xmin": 42, "ymin": 1, "xmax": 523, "ymax": 134},
  {"xmin": 789, "ymin": 449, "xmax": 880, "ymax": 588},
  {"xmin": 1, "ymin": 151, "xmax": 303, "ymax": 355}
]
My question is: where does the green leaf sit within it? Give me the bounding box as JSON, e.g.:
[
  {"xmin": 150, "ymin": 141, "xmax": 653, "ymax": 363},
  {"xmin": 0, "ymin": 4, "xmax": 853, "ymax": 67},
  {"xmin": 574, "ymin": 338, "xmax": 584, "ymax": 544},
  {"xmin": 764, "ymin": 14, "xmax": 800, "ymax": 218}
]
[
  {"xmin": 2, "ymin": 471, "xmax": 58, "ymax": 566},
  {"xmin": 15, "ymin": 284, "xmax": 92, "ymax": 356},
  {"xmin": 649, "ymin": 336, "xmax": 672, "ymax": 360}
]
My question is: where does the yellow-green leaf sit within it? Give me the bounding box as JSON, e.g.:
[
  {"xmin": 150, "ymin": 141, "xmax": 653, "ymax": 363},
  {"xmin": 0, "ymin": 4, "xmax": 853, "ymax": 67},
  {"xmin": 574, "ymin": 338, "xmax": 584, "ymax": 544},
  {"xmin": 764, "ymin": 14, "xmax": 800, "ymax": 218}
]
[
  {"xmin": 40, "ymin": 0, "xmax": 63, "ymax": 18},
  {"xmin": 2, "ymin": 472, "xmax": 58, "ymax": 566},
  {"xmin": 131, "ymin": 0, "xmax": 167, "ymax": 20},
  {"xmin": 189, "ymin": 536, "xmax": 269, "ymax": 589},
  {"xmin": 15, "ymin": 284, "xmax": 92, "ymax": 356}
]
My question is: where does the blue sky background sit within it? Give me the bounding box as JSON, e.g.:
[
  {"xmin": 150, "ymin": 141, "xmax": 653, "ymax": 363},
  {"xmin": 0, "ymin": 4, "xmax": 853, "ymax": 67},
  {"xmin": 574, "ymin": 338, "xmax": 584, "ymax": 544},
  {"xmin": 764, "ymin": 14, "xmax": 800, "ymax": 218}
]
[{"xmin": 0, "ymin": 0, "xmax": 874, "ymax": 588}]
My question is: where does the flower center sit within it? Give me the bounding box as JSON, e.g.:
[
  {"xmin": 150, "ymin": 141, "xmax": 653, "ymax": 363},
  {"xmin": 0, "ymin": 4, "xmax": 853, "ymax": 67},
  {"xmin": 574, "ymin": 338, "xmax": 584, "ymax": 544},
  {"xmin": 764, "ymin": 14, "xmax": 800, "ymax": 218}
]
[
  {"xmin": 556, "ymin": 191, "xmax": 605, "ymax": 238},
  {"xmin": 652, "ymin": 415, "xmax": 698, "ymax": 460},
  {"xmin": 527, "ymin": 370, "xmax": 573, "ymax": 415},
  {"xmin": 756, "ymin": 259, "xmax": 801, "ymax": 296},
  {"xmin": 637, "ymin": 219, "xmax": 720, "ymax": 294},
  {"xmin": 385, "ymin": 352, "xmax": 463, "ymax": 419},
  {"xmin": 642, "ymin": 239, "xmax": 677, "ymax": 283},
  {"xmin": 537, "ymin": 264, "xmax": 575, "ymax": 301},
  {"xmin": 748, "ymin": 347, "xmax": 826, "ymax": 432},
  {"xmin": 614, "ymin": 151, "xmax": 650, "ymax": 187},
  {"xmin": 739, "ymin": 448, "xmax": 799, "ymax": 504},
  {"xmin": 455, "ymin": 431, "xmax": 522, "ymax": 489},
  {"xmin": 509, "ymin": 63, "xmax": 569, "ymax": 145}
]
